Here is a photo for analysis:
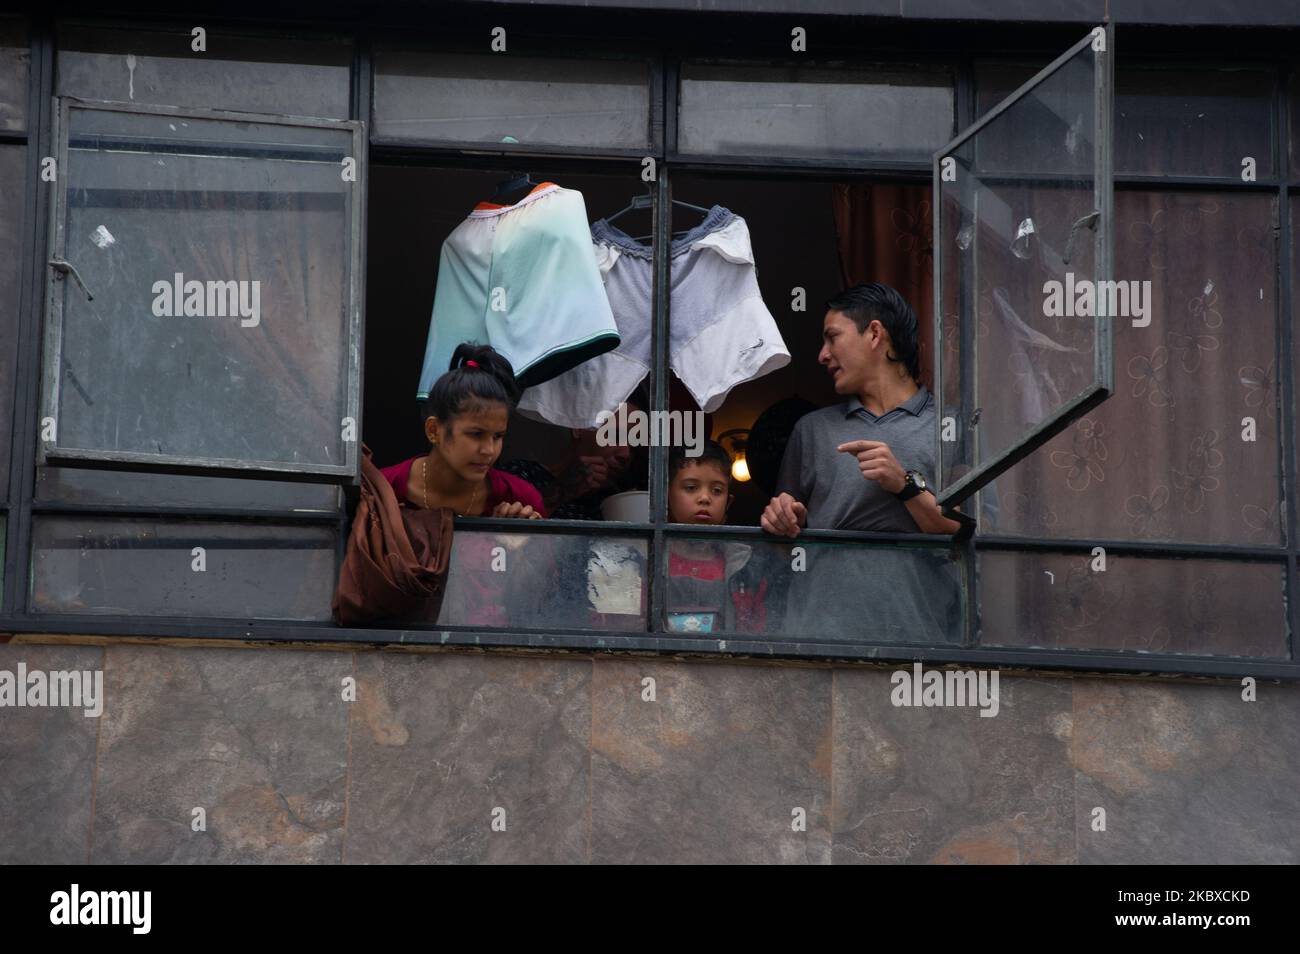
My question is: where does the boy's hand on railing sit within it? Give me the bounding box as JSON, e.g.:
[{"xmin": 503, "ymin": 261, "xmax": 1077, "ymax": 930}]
[{"xmin": 761, "ymin": 492, "xmax": 807, "ymax": 538}]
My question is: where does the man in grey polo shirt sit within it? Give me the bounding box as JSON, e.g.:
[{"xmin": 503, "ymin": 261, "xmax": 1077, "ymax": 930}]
[{"xmin": 761, "ymin": 283, "xmax": 962, "ymax": 643}]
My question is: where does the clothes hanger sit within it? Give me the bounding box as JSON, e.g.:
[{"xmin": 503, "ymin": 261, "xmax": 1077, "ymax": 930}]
[
  {"xmin": 491, "ymin": 171, "xmax": 541, "ymax": 202},
  {"xmin": 605, "ymin": 187, "xmax": 713, "ymax": 242}
]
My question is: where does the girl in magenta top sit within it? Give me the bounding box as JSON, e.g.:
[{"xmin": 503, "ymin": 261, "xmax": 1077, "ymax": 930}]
[
  {"xmin": 380, "ymin": 343, "xmax": 545, "ymax": 628},
  {"xmin": 381, "ymin": 455, "xmax": 544, "ymax": 515},
  {"xmin": 380, "ymin": 343, "xmax": 545, "ymax": 518}
]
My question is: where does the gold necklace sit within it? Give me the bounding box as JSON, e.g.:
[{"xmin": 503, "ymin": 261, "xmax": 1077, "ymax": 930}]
[{"xmin": 418, "ymin": 455, "xmax": 483, "ymax": 516}]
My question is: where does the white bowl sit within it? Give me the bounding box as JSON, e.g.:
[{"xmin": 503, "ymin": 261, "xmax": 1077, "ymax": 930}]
[{"xmin": 601, "ymin": 490, "xmax": 649, "ymax": 523}]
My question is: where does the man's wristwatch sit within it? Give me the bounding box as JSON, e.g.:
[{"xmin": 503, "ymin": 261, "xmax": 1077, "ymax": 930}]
[{"xmin": 895, "ymin": 470, "xmax": 928, "ymax": 502}]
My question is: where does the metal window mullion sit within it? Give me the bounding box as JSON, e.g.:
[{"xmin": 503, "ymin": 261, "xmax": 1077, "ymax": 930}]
[
  {"xmin": 647, "ymin": 165, "xmax": 671, "ymax": 635},
  {"xmin": 664, "ymin": 55, "xmax": 678, "ymax": 157},
  {"xmin": 955, "ymin": 52, "xmax": 978, "ymax": 649},
  {"xmin": 649, "ymin": 51, "xmax": 666, "ymax": 157},
  {"xmin": 341, "ymin": 28, "xmax": 373, "ymax": 583},
  {"xmin": 1096, "ymin": 22, "xmax": 1114, "ymax": 400},
  {"xmin": 6, "ymin": 18, "xmax": 54, "ymax": 618}
]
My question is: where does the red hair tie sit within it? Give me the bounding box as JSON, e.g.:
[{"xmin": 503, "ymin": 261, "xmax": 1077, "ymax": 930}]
[{"xmin": 465, "ymin": 360, "xmax": 478, "ymax": 368}]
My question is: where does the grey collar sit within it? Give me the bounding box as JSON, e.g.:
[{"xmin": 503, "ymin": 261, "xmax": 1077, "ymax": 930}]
[{"xmin": 846, "ymin": 384, "xmax": 930, "ymax": 420}]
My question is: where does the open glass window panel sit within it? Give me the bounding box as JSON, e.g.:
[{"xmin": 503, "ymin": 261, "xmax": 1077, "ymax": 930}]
[
  {"xmin": 41, "ymin": 99, "xmax": 364, "ymax": 479},
  {"xmin": 933, "ymin": 25, "xmax": 1113, "ymax": 510}
]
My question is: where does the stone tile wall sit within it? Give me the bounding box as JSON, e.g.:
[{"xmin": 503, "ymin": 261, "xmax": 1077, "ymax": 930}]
[{"xmin": 1, "ymin": 643, "xmax": 1295, "ymax": 863}]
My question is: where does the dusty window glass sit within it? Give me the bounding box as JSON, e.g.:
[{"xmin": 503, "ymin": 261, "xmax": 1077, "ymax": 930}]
[
  {"xmin": 938, "ymin": 38, "xmax": 1107, "ymax": 505},
  {"xmin": 421, "ymin": 530, "xmax": 648, "ymax": 632},
  {"xmin": 978, "ymin": 63, "xmax": 1273, "ymax": 179},
  {"xmin": 662, "ymin": 535, "xmax": 963, "ymax": 644},
  {"xmin": 35, "ymin": 467, "xmax": 340, "ymax": 512},
  {"xmin": 373, "ymin": 50, "xmax": 651, "ymax": 148},
  {"xmin": 679, "ymin": 63, "xmax": 953, "ymax": 161},
  {"xmin": 979, "ymin": 550, "xmax": 1287, "ymax": 658},
  {"xmin": 45, "ymin": 102, "xmax": 360, "ymax": 477},
  {"xmin": 57, "ymin": 24, "xmax": 351, "ymax": 119},
  {"xmin": 31, "ymin": 517, "xmax": 337, "ymax": 620},
  {"xmin": 0, "ymin": 17, "xmax": 28, "ymax": 131},
  {"xmin": 0, "ymin": 144, "xmax": 24, "ymax": 500},
  {"xmin": 980, "ymin": 192, "xmax": 1281, "ymax": 546}
]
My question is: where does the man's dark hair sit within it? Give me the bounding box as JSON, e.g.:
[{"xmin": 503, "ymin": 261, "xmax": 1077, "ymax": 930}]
[
  {"xmin": 826, "ymin": 283, "xmax": 921, "ymax": 383},
  {"xmin": 669, "ymin": 439, "xmax": 732, "ymax": 483}
]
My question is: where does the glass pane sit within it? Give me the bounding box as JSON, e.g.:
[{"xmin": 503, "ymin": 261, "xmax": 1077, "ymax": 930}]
[
  {"xmin": 374, "ymin": 50, "xmax": 651, "ymax": 148},
  {"xmin": 422, "ymin": 530, "xmax": 648, "ymax": 631},
  {"xmin": 981, "ymin": 192, "xmax": 1281, "ymax": 546},
  {"xmin": 1112, "ymin": 69, "xmax": 1273, "ymax": 180},
  {"xmin": 980, "ymin": 64, "xmax": 1272, "ymax": 179},
  {"xmin": 31, "ymin": 517, "xmax": 336, "ymax": 619},
  {"xmin": 36, "ymin": 467, "xmax": 339, "ymax": 512},
  {"xmin": 48, "ymin": 104, "xmax": 357, "ymax": 474},
  {"xmin": 938, "ymin": 40, "xmax": 1105, "ymax": 502},
  {"xmin": 0, "ymin": 18, "xmax": 28, "ymax": 132},
  {"xmin": 57, "ymin": 25, "xmax": 351, "ymax": 118},
  {"xmin": 662, "ymin": 535, "xmax": 963, "ymax": 644},
  {"xmin": 0, "ymin": 145, "xmax": 25, "ymax": 499},
  {"xmin": 979, "ymin": 550, "xmax": 1287, "ymax": 658},
  {"xmin": 679, "ymin": 63, "xmax": 953, "ymax": 161}
]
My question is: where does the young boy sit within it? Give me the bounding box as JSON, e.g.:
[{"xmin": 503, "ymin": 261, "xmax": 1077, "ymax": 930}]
[{"xmin": 666, "ymin": 440, "xmax": 768, "ymax": 634}]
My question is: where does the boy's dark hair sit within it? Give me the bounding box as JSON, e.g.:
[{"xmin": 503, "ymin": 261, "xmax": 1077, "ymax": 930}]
[
  {"xmin": 424, "ymin": 341, "xmax": 522, "ymax": 425},
  {"xmin": 825, "ymin": 283, "xmax": 921, "ymax": 383},
  {"xmin": 669, "ymin": 439, "xmax": 732, "ymax": 482}
]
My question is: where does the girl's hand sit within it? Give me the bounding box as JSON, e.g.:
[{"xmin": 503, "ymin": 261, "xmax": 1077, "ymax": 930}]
[{"xmin": 493, "ymin": 501, "xmax": 543, "ymax": 519}]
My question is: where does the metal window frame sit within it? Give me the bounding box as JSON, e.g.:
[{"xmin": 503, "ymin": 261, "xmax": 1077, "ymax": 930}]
[
  {"xmin": 39, "ymin": 95, "xmax": 367, "ymax": 481},
  {"xmin": 932, "ymin": 25, "xmax": 1114, "ymax": 509},
  {"xmin": 1, "ymin": 13, "xmax": 1298, "ymax": 681},
  {"xmin": 669, "ymin": 55, "xmax": 957, "ymax": 169},
  {"xmin": 2, "ymin": 12, "xmax": 50, "ymax": 620},
  {"xmin": 369, "ymin": 32, "xmax": 665, "ymax": 158},
  {"xmin": 975, "ymin": 55, "xmax": 1281, "ymax": 186}
]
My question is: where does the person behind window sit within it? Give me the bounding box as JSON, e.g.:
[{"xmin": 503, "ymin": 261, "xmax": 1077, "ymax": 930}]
[
  {"xmin": 499, "ymin": 385, "xmax": 649, "ymax": 520},
  {"xmin": 380, "ymin": 342, "xmax": 544, "ymax": 629},
  {"xmin": 759, "ymin": 283, "xmax": 962, "ymax": 644},
  {"xmin": 761, "ymin": 283, "xmax": 960, "ymax": 537},
  {"xmin": 665, "ymin": 440, "xmax": 768, "ymax": 635},
  {"xmin": 382, "ymin": 342, "xmax": 544, "ymax": 519}
]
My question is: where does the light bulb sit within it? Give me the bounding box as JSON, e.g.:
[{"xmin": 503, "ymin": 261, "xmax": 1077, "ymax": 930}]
[{"xmin": 731, "ymin": 452, "xmax": 750, "ymax": 482}]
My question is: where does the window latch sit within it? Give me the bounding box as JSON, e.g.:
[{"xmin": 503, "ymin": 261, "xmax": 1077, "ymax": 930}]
[
  {"xmin": 49, "ymin": 258, "xmax": 94, "ymax": 301},
  {"xmin": 1061, "ymin": 210, "xmax": 1100, "ymax": 266}
]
